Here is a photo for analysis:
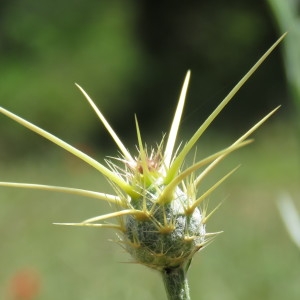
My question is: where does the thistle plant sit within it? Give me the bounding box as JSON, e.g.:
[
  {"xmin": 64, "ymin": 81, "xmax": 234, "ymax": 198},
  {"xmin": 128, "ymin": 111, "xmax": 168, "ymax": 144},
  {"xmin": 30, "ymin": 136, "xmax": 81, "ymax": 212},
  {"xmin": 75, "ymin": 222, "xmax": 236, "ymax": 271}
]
[{"xmin": 0, "ymin": 34, "xmax": 285, "ymax": 300}]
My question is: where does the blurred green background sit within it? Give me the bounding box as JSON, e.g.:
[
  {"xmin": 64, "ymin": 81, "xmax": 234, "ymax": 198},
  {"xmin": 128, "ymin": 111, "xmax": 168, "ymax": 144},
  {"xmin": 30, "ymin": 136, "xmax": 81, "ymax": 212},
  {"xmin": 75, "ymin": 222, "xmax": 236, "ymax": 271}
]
[{"xmin": 0, "ymin": 0, "xmax": 299, "ymax": 299}]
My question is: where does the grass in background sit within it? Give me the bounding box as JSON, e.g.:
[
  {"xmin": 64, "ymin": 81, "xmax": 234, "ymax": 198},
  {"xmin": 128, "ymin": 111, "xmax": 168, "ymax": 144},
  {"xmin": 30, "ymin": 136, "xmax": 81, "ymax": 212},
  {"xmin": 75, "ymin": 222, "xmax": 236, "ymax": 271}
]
[{"xmin": 0, "ymin": 119, "xmax": 298, "ymax": 300}]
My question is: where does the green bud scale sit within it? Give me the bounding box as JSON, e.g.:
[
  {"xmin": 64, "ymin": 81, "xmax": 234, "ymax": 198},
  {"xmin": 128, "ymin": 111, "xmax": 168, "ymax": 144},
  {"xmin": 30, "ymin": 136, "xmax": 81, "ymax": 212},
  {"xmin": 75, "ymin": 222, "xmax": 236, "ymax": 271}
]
[{"xmin": 124, "ymin": 185, "xmax": 205, "ymax": 270}]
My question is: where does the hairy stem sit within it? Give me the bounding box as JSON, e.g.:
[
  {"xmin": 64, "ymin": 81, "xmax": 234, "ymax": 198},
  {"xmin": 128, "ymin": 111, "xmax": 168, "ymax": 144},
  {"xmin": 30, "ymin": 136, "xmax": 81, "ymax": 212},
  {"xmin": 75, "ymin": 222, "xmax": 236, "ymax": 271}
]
[{"xmin": 161, "ymin": 267, "xmax": 190, "ymax": 300}]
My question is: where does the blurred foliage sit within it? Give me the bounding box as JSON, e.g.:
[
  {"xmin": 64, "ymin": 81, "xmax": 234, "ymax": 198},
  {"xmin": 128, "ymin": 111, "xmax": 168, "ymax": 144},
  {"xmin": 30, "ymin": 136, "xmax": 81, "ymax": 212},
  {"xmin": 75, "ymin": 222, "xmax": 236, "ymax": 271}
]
[
  {"xmin": 0, "ymin": 0, "xmax": 292, "ymax": 159},
  {"xmin": 267, "ymin": 0, "xmax": 300, "ymax": 265},
  {"xmin": 0, "ymin": 0, "xmax": 143, "ymax": 158},
  {"xmin": 267, "ymin": 0, "xmax": 300, "ymax": 124},
  {"xmin": 131, "ymin": 0, "xmax": 290, "ymax": 137}
]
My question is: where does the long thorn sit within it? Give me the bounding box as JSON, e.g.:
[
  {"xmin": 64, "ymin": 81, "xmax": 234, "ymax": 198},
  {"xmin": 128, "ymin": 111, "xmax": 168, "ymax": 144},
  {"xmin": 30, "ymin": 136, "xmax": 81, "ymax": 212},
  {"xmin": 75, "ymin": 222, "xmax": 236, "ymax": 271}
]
[
  {"xmin": 163, "ymin": 71, "xmax": 190, "ymax": 171},
  {"xmin": 165, "ymin": 33, "xmax": 286, "ymax": 184},
  {"xmin": 82, "ymin": 209, "xmax": 147, "ymax": 223},
  {"xmin": 54, "ymin": 222, "xmax": 123, "ymax": 230},
  {"xmin": 194, "ymin": 105, "xmax": 280, "ymax": 187},
  {"xmin": 159, "ymin": 140, "xmax": 251, "ymax": 204},
  {"xmin": 0, "ymin": 182, "xmax": 121, "ymax": 205},
  {"xmin": 76, "ymin": 83, "xmax": 134, "ymax": 163},
  {"xmin": 0, "ymin": 107, "xmax": 137, "ymax": 198},
  {"xmin": 188, "ymin": 166, "xmax": 239, "ymax": 213}
]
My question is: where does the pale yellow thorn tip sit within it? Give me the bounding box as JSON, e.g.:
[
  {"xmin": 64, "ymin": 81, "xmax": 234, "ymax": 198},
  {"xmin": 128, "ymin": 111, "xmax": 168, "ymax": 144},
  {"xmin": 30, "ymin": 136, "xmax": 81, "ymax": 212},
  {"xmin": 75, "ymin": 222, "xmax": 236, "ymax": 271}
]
[
  {"xmin": 163, "ymin": 70, "xmax": 191, "ymax": 171},
  {"xmin": 75, "ymin": 83, "xmax": 134, "ymax": 163}
]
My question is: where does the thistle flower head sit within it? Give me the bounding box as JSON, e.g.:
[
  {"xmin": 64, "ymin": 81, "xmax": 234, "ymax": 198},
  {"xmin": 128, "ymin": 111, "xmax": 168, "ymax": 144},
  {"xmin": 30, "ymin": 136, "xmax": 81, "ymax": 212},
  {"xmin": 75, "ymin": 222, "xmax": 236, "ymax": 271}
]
[{"xmin": 0, "ymin": 34, "xmax": 285, "ymax": 277}]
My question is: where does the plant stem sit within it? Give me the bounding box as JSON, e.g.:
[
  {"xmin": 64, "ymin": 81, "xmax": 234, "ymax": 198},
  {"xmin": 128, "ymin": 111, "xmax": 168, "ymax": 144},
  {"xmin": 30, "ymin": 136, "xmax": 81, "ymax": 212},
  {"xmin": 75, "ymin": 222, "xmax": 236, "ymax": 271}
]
[{"xmin": 161, "ymin": 267, "xmax": 191, "ymax": 300}]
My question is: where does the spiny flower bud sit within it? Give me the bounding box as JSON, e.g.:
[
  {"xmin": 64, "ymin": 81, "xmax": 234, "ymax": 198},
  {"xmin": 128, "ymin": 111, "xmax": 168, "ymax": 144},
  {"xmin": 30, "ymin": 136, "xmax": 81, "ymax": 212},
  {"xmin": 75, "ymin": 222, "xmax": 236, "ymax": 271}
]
[
  {"xmin": 0, "ymin": 33, "xmax": 286, "ymax": 300},
  {"xmin": 124, "ymin": 162, "xmax": 206, "ymax": 270}
]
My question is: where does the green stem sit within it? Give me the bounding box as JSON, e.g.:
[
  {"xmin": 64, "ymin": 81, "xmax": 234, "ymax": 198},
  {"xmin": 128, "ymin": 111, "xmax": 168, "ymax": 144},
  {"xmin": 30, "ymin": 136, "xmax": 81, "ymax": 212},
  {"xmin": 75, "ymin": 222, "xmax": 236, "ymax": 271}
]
[{"xmin": 161, "ymin": 267, "xmax": 191, "ymax": 300}]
